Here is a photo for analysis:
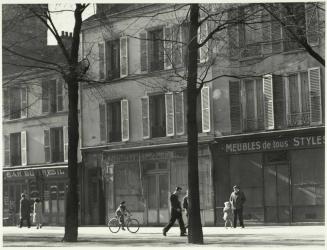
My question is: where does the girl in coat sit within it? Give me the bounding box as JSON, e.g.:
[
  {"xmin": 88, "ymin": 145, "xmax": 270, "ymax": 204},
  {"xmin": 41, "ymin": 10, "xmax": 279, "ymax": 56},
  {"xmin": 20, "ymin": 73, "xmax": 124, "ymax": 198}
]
[{"xmin": 33, "ymin": 198, "xmax": 43, "ymax": 229}]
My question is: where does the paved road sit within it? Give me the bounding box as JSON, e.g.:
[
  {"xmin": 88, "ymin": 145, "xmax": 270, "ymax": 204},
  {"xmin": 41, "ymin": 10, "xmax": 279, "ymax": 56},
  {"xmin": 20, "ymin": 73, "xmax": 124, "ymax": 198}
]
[{"xmin": 2, "ymin": 225, "xmax": 325, "ymax": 248}]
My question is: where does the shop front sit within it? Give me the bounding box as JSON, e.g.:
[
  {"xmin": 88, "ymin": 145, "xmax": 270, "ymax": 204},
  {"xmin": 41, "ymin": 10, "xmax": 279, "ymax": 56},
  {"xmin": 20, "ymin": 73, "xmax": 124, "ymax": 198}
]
[
  {"xmin": 212, "ymin": 127, "xmax": 325, "ymax": 225},
  {"xmin": 3, "ymin": 166, "xmax": 68, "ymax": 226},
  {"xmin": 95, "ymin": 144, "xmax": 215, "ymax": 226}
]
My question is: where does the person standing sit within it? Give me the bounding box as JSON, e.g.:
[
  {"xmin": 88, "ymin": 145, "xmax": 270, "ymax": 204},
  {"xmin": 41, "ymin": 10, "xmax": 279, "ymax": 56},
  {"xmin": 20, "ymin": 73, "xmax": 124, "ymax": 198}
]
[
  {"xmin": 182, "ymin": 190, "xmax": 189, "ymax": 228},
  {"xmin": 163, "ymin": 186, "xmax": 187, "ymax": 237},
  {"xmin": 19, "ymin": 193, "xmax": 31, "ymax": 228},
  {"xmin": 33, "ymin": 198, "xmax": 43, "ymax": 229},
  {"xmin": 229, "ymin": 185, "xmax": 246, "ymax": 228}
]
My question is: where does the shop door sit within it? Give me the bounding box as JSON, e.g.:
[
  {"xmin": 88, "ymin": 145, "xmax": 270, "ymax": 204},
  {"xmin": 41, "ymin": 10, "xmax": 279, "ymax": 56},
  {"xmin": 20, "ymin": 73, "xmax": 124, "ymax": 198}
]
[
  {"xmin": 87, "ymin": 168, "xmax": 101, "ymax": 224},
  {"xmin": 146, "ymin": 173, "xmax": 169, "ymax": 225},
  {"xmin": 48, "ymin": 183, "xmax": 66, "ymax": 225},
  {"xmin": 264, "ymin": 164, "xmax": 291, "ymax": 223}
]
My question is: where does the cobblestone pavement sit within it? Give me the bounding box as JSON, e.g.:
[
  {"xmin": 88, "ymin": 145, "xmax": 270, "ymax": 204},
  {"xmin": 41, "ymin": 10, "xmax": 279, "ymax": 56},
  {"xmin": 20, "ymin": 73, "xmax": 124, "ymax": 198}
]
[{"xmin": 2, "ymin": 225, "xmax": 325, "ymax": 248}]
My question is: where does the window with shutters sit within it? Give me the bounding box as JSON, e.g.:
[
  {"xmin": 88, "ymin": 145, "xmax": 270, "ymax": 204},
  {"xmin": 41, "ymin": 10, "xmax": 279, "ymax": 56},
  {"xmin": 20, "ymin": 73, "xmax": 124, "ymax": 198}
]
[
  {"xmin": 4, "ymin": 131, "xmax": 28, "ymax": 167},
  {"xmin": 148, "ymin": 28, "xmax": 164, "ymax": 72},
  {"xmin": 4, "ymin": 87, "xmax": 28, "ymax": 120},
  {"xmin": 99, "ymin": 99, "xmax": 129, "ymax": 143},
  {"xmin": 10, "ymin": 133, "xmax": 21, "ymax": 166},
  {"xmin": 44, "ymin": 127, "xmax": 65, "ymax": 163},
  {"xmin": 150, "ymin": 94, "xmax": 166, "ymax": 138},
  {"xmin": 42, "ymin": 79, "xmax": 64, "ymax": 114},
  {"xmin": 106, "ymin": 39, "xmax": 120, "ymax": 80}
]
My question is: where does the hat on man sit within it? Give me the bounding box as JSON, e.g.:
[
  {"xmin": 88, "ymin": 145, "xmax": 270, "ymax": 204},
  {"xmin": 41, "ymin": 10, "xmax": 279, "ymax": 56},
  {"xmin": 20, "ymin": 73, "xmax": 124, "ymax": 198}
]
[
  {"xmin": 233, "ymin": 185, "xmax": 240, "ymax": 189},
  {"xmin": 175, "ymin": 186, "xmax": 182, "ymax": 191},
  {"xmin": 21, "ymin": 193, "xmax": 25, "ymax": 198},
  {"xmin": 120, "ymin": 201, "xmax": 126, "ymax": 205}
]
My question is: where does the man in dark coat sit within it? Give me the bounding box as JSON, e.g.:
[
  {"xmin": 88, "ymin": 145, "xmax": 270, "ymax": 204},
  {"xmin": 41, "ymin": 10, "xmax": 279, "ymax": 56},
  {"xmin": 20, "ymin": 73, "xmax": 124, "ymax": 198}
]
[
  {"xmin": 19, "ymin": 193, "xmax": 31, "ymax": 228},
  {"xmin": 163, "ymin": 187, "xmax": 186, "ymax": 236},
  {"xmin": 229, "ymin": 185, "xmax": 246, "ymax": 228}
]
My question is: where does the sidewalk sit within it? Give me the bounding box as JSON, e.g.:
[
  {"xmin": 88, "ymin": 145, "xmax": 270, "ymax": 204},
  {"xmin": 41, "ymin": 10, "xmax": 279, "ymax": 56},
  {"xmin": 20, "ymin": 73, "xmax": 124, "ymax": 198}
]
[{"xmin": 2, "ymin": 225, "xmax": 325, "ymax": 248}]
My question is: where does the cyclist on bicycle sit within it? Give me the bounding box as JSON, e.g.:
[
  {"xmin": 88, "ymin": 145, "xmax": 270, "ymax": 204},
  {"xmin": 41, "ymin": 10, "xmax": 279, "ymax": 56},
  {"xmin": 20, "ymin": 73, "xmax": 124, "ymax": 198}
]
[{"xmin": 115, "ymin": 201, "xmax": 130, "ymax": 230}]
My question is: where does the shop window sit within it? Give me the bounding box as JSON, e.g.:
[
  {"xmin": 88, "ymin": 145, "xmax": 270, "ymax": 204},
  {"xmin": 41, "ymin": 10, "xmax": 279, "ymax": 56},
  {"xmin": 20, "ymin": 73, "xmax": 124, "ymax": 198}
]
[
  {"xmin": 266, "ymin": 151, "xmax": 288, "ymax": 163},
  {"xmin": 99, "ymin": 99, "xmax": 129, "ymax": 143},
  {"xmin": 42, "ymin": 79, "xmax": 64, "ymax": 114}
]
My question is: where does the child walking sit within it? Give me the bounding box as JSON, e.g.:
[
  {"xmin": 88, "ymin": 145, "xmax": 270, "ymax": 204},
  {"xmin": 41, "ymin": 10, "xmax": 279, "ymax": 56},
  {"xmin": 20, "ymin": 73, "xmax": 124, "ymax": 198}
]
[{"xmin": 223, "ymin": 201, "xmax": 233, "ymax": 229}]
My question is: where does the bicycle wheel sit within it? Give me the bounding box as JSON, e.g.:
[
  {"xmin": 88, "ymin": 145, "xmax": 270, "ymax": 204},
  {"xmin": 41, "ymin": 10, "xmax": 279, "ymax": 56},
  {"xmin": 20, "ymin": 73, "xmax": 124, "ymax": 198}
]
[
  {"xmin": 108, "ymin": 218, "xmax": 120, "ymax": 233},
  {"xmin": 127, "ymin": 218, "xmax": 140, "ymax": 233}
]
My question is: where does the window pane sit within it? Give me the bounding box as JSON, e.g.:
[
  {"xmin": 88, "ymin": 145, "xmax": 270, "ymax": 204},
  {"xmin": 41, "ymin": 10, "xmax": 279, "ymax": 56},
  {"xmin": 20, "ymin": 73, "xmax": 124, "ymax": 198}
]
[
  {"xmin": 107, "ymin": 101, "xmax": 121, "ymax": 142},
  {"xmin": 288, "ymin": 74, "xmax": 301, "ymax": 126},
  {"xmin": 148, "ymin": 176, "xmax": 156, "ymax": 209},
  {"xmin": 159, "ymin": 175, "xmax": 168, "ymax": 209},
  {"xmin": 10, "ymin": 88, "xmax": 21, "ymax": 119},
  {"xmin": 244, "ymin": 80, "xmax": 256, "ymax": 131},
  {"xmin": 300, "ymin": 71, "xmax": 310, "ymax": 125},
  {"xmin": 10, "ymin": 133, "xmax": 21, "ymax": 166},
  {"xmin": 150, "ymin": 95, "xmax": 166, "ymax": 138},
  {"xmin": 49, "ymin": 80, "xmax": 57, "ymax": 113},
  {"xmin": 149, "ymin": 29, "xmax": 164, "ymax": 71},
  {"xmin": 51, "ymin": 128, "xmax": 64, "ymax": 162}
]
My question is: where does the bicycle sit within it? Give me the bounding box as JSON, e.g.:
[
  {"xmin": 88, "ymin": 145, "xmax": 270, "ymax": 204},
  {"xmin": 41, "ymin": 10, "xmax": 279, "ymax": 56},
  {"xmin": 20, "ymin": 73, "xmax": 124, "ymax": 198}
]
[{"xmin": 108, "ymin": 214, "xmax": 140, "ymax": 233}]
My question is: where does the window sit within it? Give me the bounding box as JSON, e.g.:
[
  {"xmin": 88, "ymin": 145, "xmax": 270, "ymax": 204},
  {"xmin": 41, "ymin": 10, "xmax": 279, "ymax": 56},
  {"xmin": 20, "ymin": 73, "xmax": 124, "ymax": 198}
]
[
  {"xmin": 99, "ymin": 99, "xmax": 129, "ymax": 143},
  {"xmin": 229, "ymin": 76, "xmax": 273, "ymax": 133},
  {"xmin": 3, "ymin": 87, "xmax": 28, "ymax": 120},
  {"xmin": 150, "ymin": 94, "xmax": 166, "ymax": 138},
  {"xmin": 44, "ymin": 127, "xmax": 68, "ymax": 163},
  {"xmin": 98, "ymin": 36, "xmax": 128, "ymax": 80},
  {"xmin": 148, "ymin": 28, "xmax": 164, "ymax": 71},
  {"xmin": 4, "ymin": 131, "xmax": 27, "ymax": 167},
  {"xmin": 42, "ymin": 79, "xmax": 64, "ymax": 114}
]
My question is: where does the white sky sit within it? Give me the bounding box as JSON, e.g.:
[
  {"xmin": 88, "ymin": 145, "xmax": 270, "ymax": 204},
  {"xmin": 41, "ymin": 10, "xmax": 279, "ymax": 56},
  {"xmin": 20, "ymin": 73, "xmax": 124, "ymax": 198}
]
[{"xmin": 47, "ymin": 4, "xmax": 96, "ymax": 45}]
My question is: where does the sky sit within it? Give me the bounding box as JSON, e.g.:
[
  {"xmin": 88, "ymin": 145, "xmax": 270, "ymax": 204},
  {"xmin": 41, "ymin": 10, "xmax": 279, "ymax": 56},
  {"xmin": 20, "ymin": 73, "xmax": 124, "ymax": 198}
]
[{"xmin": 47, "ymin": 4, "xmax": 96, "ymax": 45}]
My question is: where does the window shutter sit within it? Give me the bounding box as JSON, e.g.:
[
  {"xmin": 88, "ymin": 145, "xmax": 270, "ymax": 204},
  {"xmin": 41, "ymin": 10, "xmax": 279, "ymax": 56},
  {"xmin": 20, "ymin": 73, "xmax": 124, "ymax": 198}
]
[
  {"xmin": 228, "ymin": 9, "xmax": 239, "ymax": 58},
  {"xmin": 165, "ymin": 92, "xmax": 175, "ymax": 136},
  {"xmin": 201, "ymin": 85, "xmax": 210, "ymax": 132},
  {"xmin": 229, "ymin": 81, "xmax": 242, "ymax": 133},
  {"xmin": 305, "ymin": 3, "xmax": 319, "ymax": 46},
  {"xmin": 21, "ymin": 88, "xmax": 28, "ymax": 118},
  {"xmin": 3, "ymin": 88, "xmax": 9, "ymax": 119},
  {"xmin": 21, "ymin": 131, "xmax": 27, "ymax": 166},
  {"xmin": 4, "ymin": 135, "xmax": 10, "ymax": 166},
  {"xmin": 261, "ymin": 9, "xmax": 272, "ymax": 55},
  {"xmin": 141, "ymin": 96, "xmax": 150, "ymax": 139},
  {"xmin": 199, "ymin": 21, "xmax": 209, "ymax": 63},
  {"xmin": 308, "ymin": 67, "xmax": 322, "ymax": 124},
  {"xmin": 140, "ymin": 32, "xmax": 148, "ymax": 72},
  {"xmin": 174, "ymin": 92, "xmax": 184, "ymax": 135},
  {"xmin": 263, "ymin": 75, "xmax": 275, "ymax": 130},
  {"xmin": 121, "ymin": 99, "xmax": 129, "ymax": 141},
  {"xmin": 120, "ymin": 36, "xmax": 128, "ymax": 78},
  {"xmin": 99, "ymin": 42, "xmax": 105, "ymax": 79},
  {"xmin": 63, "ymin": 126, "xmax": 68, "ymax": 162},
  {"xmin": 164, "ymin": 26, "xmax": 173, "ymax": 69},
  {"xmin": 271, "ymin": 10, "xmax": 282, "ymax": 53},
  {"xmin": 181, "ymin": 23, "xmax": 189, "ymax": 66},
  {"xmin": 42, "ymin": 80, "xmax": 49, "ymax": 113},
  {"xmin": 57, "ymin": 80, "xmax": 64, "ymax": 112},
  {"xmin": 44, "ymin": 129, "xmax": 51, "ymax": 163},
  {"xmin": 99, "ymin": 103, "xmax": 107, "ymax": 143},
  {"xmin": 172, "ymin": 25, "xmax": 182, "ymax": 66}
]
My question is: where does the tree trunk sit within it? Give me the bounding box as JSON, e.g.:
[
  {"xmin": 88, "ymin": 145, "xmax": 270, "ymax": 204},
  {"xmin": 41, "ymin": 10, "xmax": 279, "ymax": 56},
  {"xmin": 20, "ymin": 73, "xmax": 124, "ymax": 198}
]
[
  {"xmin": 187, "ymin": 4, "xmax": 204, "ymax": 244},
  {"xmin": 63, "ymin": 78, "xmax": 79, "ymax": 242}
]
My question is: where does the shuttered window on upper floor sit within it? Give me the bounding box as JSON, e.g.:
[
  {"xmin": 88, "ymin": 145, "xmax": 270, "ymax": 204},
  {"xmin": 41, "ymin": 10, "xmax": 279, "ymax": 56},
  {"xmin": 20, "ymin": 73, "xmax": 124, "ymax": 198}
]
[
  {"xmin": 3, "ymin": 87, "xmax": 28, "ymax": 120},
  {"xmin": 3, "ymin": 131, "xmax": 27, "ymax": 167},
  {"xmin": 42, "ymin": 79, "xmax": 64, "ymax": 114}
]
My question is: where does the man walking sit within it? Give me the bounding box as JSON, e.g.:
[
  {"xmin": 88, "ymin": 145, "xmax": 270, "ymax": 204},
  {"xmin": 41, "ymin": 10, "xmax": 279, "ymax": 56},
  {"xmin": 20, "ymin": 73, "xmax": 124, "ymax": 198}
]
[
  {"xmin": 230, "ymin": 185, "xmax": 246, "ymax": 228},
  {"xmin": 183, "ymin": 190, "xmax": 189, "ymax": 228},
  {"xmin": 19, "ymin": 193, "xmax": 31, "ymax": 228},
  {"xmin": 163, "ymin": 186, "xmax": 187, "ymax": 236}
]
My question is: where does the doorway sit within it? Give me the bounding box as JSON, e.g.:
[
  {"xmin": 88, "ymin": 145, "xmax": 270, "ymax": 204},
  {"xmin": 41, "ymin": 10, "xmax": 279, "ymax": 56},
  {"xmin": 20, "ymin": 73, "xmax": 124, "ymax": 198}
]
[
  {"xmin": 144, "ymin": 161, "xmax": 169, "ymax": 225},
  {"xmin": 264, "ymin": 163, "xmax": 291, "ymax": 223}
]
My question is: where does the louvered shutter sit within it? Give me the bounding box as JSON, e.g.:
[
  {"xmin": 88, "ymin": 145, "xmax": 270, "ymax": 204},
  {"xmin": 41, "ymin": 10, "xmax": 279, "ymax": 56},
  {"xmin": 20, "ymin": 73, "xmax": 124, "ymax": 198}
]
[
  {"xmin": 4, "ymin": 135, "xmax": 10, "ymax": 166},
  {"xmin": 199, "ymin": 21, "xmax": 209, "ymax": 63},
  {"xmin": 99, "ymin": 103, "xmax": 107, "ymax": 143},
  {"xmin": 273, "ymin": 75, "xmax": 286, "ymax": 129},
  {"xmin": 63, "ymin": 126, "xmax": 68, "ymax": 162},
  {"xmin": 21, "ymin": 88, "xmax": 28, "ymax": 118},
  {"xmin": 99, "ymin": 42, "xmax": 105, "ymax": 79},
  {"xmin": 164, "ymin": 26, "xmax": 173, "ymax": 69},
  {"xmin": 201, "ymin": 85, "xmax": 210, "ymax": 132},
  {"xmin": 121, "ymin": 99, "xmax": 129, "ymax": 141},
  {"xmin": 140, "ymin": 32, "xmax": 148, "ymax": 72},
  {"xmin": 3, "ymin": 88, "xmax": 9, "ymax": 119},
  {"xmin": 42, "ymin": 80, "xmax": 49, "ymax": 113},
  {"xmin": 44, "ymin": 129, "xmax": 51, "ymax": 163},
  {"xmin": 174, "ymin": 92, "xmax": 184, "ymax": 135},
  {"xmin": 305, "ymin": 3, "xmax": 319, "ymax": 46},
  {"xmin": 165, "ymin": 93, "xmax": 175, "ymax": 136},
  {"xmin": 172, "ymin": 25, "xmax": 182, "ymax": 66},
  {"xmin": 263, "ymin": 75, "xmax": 275, "ymax": 130},
  {"xmin": 308, "ymin": 67, "xmax": 322, "ymax": 124},
  {"xmin": 141, "ymin": 96, "xmax": 150, "ymax": 139},
  {"xmin": 229, "ymin": 81, "xmax": 242, "ymax": 133},
  {"xmin": 228, "ymin": 9, "xmax": 239, "ymax": 58},
  {"xmin": 21, "ymin": 131, "xmax": 27, "ymax": 166},
  {"xmin": 57, "ymin": 80, "xmax": 64, "ymax": 112},
  {"xmin": 120, "ymin": 36, "xmax": 128, "ymax": 78}
]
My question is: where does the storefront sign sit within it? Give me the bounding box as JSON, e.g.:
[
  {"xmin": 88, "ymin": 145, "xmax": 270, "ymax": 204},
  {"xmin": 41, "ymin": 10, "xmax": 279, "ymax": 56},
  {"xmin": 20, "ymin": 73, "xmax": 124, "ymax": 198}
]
[
  {"xmin": 220, "ymin": 135, "xmax": 325, "ymax": 154},
  {"xmin": 4, "ymin": 168, "xmax": 67, "ymax": 179}
]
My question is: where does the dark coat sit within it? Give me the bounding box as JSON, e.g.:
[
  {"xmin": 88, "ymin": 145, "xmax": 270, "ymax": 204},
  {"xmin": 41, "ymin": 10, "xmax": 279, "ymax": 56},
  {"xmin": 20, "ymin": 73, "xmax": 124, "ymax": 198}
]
[
  {"xmin": 20, "ymin": 198, "xmax": 31, "ymax": 218},
  {"xmin": 229, "ymin": 190, "xmax": 246, "ymax": 210},
  {"xmin": 170, "ymin": 193, "xmax": 181, "ymax": 212}
]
